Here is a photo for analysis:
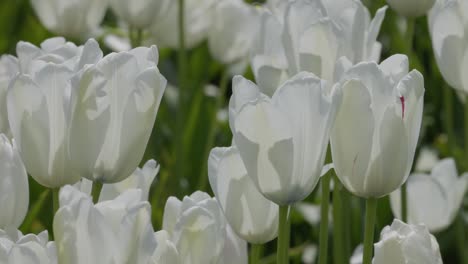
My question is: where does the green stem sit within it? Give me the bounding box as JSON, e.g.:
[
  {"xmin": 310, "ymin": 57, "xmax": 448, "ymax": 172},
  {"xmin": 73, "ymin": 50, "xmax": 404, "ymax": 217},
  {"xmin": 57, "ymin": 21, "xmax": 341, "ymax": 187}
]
[
  {"xmin": 197, "ymin": 71, "xmax": 230, "ymax": 190},
  {"xmin": 20, "ymin": 189, "xmax": 50, "ymax": 233},
  {"xmin": 457, "ymin": 214, "xmax": 467, "ymax": 264},
  {"xmin": 250, "ymin": 244, "xmax": 262, "ymax": 264},
  {"xmin": 405, "ymin": 18, "xmax": 415, "ymax": 53},
  {"xmin": 277, "ymin": 205, "xmax": 291, "ymax": 264},
  {"xmin": 52, "ymin": 188, "xmax": 60, "ymax": 213},
  {"xmin": 332, "ymin": 174, "xmax": 345, "ymax": 264},
  {"xmin": 444, "ymin": 85, "xmax": 455, "ymax": 151},
  {"xmin": 362, "ymin": 198, "xmax": 378, "ymax": 264},
  {"xmin": 465, "ymin": 101, "xmax": 468, "ymax": 159},
  {"xmin": 175, "ymin": 0, "xmax": 187, "ymax": 182},
  {"xmin": 91, "ymin": 181, "xmax": 103, "ymax": 204},
  {"xmin": 401, "ymin": 183, "xmax": 408, "ymax": 222},
  {"xmin": 318, "ymin": 172, "xmax": 331, "ymax": 264},
  {"xmin": 129, "ymin": 27, "xmax": 143, "ymax": 48}
]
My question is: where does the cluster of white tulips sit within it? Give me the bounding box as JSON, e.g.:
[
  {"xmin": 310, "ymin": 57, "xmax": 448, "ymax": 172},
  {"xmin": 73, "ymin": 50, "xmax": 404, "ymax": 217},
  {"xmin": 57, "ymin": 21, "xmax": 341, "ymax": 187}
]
[{"xmin": 0, "ymin": 0, "xmax": 466, "ymax": 263}]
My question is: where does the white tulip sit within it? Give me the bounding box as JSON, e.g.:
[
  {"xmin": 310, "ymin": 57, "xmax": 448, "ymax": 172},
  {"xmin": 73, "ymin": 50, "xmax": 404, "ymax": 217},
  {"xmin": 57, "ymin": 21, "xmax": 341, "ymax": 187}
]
[
  {"xmin": 7, "ymin": 38, "xmax": 102, "ymax": 188},
  {"xmin": 0, "ymin": 135, "xmax": 28, "ymax": 229},
  {"xmin": 330, "ymin": 55, "xmax": 424, "ymax": 198},
  {"xmin": 373, "ymin": 219, "xmax": 443, "ymax": 264},
  {"xmin": 386, "ymin": 0, "xmax": 435, "ymax": 17},
  {"xmin": 54, "ymin": 185, "xmax": 156, "ymax": 264},
  {"xmin": 0, "ymin": 229, "xmax": 57, "ymax": 264},
  {"xmin": 251, "ymin": 0, "xmax": 386, "ymax": 95},
  {"xmin": 151, "ymin": 0, "xmax": 217, "ymax": 49},
  {"xmin": 428, "ymin": 0, "xmax": 468, "ymax": 93},
  {"xmin": 390, "ymin": 158, "xmax": 468, "ymax": 232},
  {"xmin": 161, "ymin": 191, "xmax": 247, "ymax": 264},
  {"xmin": 152, "ymin": 230, "xmax": 180, "ymax": 264},
  {"xmin": 31, "ymin": 0, "xmax": 108, "ymax": 39},
  {"xmin": 414, "ymin": 147, "xmax": 438, "ymax": 172},
  {"xmin": 208, "ymin": 0, "xmax": 261, "ymax": 65},
  {"xmin": 110, "ymin": 0, "xmax": 169, "ymax": 29},
  {"xmin": 68, "ymin": 45, "xmax": 167, "ymax": 183},
  {"xmin": 208, "ymin": 146, "xmax": 279, "ymax": 244},
  {"xmin": 0, "ymin": 56, "xmax": 18, "ymax": 136},
  {"xmin": 230, "ymin": 73, "xmax": 341, "ymax": 205}
]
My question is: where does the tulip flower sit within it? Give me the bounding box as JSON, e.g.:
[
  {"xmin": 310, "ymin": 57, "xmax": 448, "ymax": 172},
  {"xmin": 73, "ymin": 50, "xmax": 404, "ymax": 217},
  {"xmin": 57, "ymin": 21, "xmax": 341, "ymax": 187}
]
[
  {"xmin": 330, "ymin": 54, "xmax": 424, "ymax": 198},
  {"xmin": 386, "ymin": 0, "xmax": 435, "ymax": 17},
  {"xmin": 0, "ymin": 229, "xmax": 57, "ymax": 264},
  {"xmin": 68, "ymin": 45, "xmax": 167, "ymax": 183},
  {"xmin": 31, "ymin": 0, "xmax": 108, "ymax": 39},
  {"xmin": 152, "ymin": 230, "xmax": 180, "ymax": 263},
  {"xmin": 373, "ymin": 219, "xmax": 443, "ymax": 264},
  {"xmin": 161, "ymin": 191, "xmax": 247, "ymax": 263},
  {"xmin": 0, "ymin": 56, "xmax": 18, "ymax": 136},
  {"xmin": 208, "ymin": 146, "xmax": 279, "ymax": 244},
  {"xmin": 208, "ymin": 0, "xmax": 261, "ymax": 66},
  {"xmin": 151, "ymin": 0, "xmax": 217, "ymax": 49},
  {"xmin": 7, "ymin": 38, "xmax": 102, "ymax": 188},
  {"xmin": 54, "ymin": 185, "xmax": 156, "ymax": 264},
  {"xmin": 251, "ymin": 0, "xmax": 386, "ymax": 95},
  {"xmin": 230, "ymin": 73, "xmax": 341, "ymax": 205},
  {"xmin": 428, "ymin": 0, "xmax": 468, "ymax": 94},
  {"xmin": 390, "ymin": 158, "xmax": 468, "ymax": 232},
  {"xmin": 0, "ymin": 135, "xmax": 28, "ymax": 229},
  {"xmin": 110, "ymin": 0, "xmax": 168, "ymax": 29}
]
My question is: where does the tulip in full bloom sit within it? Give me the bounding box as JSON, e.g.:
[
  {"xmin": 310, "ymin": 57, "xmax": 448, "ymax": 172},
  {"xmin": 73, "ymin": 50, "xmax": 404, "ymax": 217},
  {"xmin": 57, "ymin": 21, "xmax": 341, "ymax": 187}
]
[
  {"xmin": 160, "ymin": 191, "xmax": 247, "ymax": 263},
  {"xmin": 373, "ymin": 219, "xmax": 443, "ymax": 264},
  {"xmin": 386, "ymin": 0, "xmax": 435, "ymax": 17},
  {"xmin": 208, "ymin": 146, "xmax": 279, "ymax": 244},
  {"xmin": 230, "ymin": 73, "xmax": 341, "ymax": 205},
  {"xmin": 54, "ymin": 185, "xmax": 156, "ymax": 264},
  {"xmin": 428, "ymin": 0, "xmax": 468, "ymax": 93},
  {"xmin": 31, "ymin": 0, "xmax": 108, "ymax": 39},
  {"xmin": 390, "ymin": 158, "xmax": 468, "ymax": 232},
  {"xmin": 0, "ymin": 56, "xmax": 18, "ymax": 136},
  {"xmin": 68, "ymin": 45, "xmax": 167, "ymax": 183},
  {"xmin": 330, "ymin": 55, "xmax": 424, "ymax": 198},
  {"xmin": 0, "ymin": 229, "xmax": 57, "ymax": 264},
  {"xmin": 110, "ymin": 0, "xmax": 169, "ymax": 29},
  {"xmin": 7, "ymin": 38, "xmax": 102, "ymax": 188},
  {"xmin": 0, "ymin": 135, "xmax": 28, "ymax": 230}
]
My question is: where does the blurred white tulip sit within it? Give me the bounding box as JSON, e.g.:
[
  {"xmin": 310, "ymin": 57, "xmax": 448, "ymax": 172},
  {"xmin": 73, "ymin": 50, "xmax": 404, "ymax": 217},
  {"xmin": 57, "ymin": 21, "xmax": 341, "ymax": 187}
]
[
  {"xmin": 373, "ymin": 219, "xmax": 443, "ymax": 264},
  {"xmin": 414, "ymin": 147, "xmax": 438, "ymax": 172},
  {"xmin": 386, "ymin": 0, "xmax": 435, "ymax": 17},
  {"xmin": 0, "ymin": 229, "xmax": 57, "ymax": 264},
  {"xmin": 7, "ymin": 38, "xmax": 102, "ymax": 188},
  {"xmin": 31, "ymin": 0, "xmax": 108, "ymax": 39},
  {"xmin": 208, "ymin": 0, "xmax": 261, "ymax": 65},
  {"xmin": 390, "ymin": 158, "xmax": 468, "ymax": 232},
  {"xmin": 0, "ymin": 135, "xmax": 28, "ymax": 229},
  {"xmin": 0, "ymin": 56, "xmax": 18, "ymax": 136},
  {"xmin": 230, "ymin": 73, "xmax": 341, "ymax": 205},
  {"xmin": 428, "ymin": 0, "xmax": 468, "ymax": 94},
  {"xmin": 68, "ymin": 45, "xmax": 167, "ymax": 183},
  {"xmin": 331, "ymin": 55, "xmax": 424, "ymax": 198},
  {"xmin": 208, "ymin": 146, "xmax": 279, "ymax": 244},
  {"xmin": 151, "ymin": 0, "xmax": 217, "ymax": 49},
  {"xmin": 152, "ymin": 230, "xmax": 180, "ymax": 264},
  {"xmin": 161, "ymin": 191, "xmax": 247, "ymax": 264},
  {"xmin": 110, "ymin": 0, "xmax": 169, "ymax": 29},
  {"xmin": 54, "ymin": 185, "xmax": 156, "ymax": 264},
  {"xmin": 251, "ymin": 0, "xmax": 386, "ymax": 95}
]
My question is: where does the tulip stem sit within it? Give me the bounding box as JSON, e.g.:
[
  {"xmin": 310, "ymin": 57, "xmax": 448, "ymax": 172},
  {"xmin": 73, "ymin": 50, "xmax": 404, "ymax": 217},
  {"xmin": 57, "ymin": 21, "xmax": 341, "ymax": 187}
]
[
  {"xmin": 91, "ymin": 181, "xmax": 103, "ymax": 204},
  {"xmin": 250, "ymin": 244, "xmax": 263, "ymax": 264},
  {"xmin": 362, "ymin": 198, "xmax": 378, "ymax": 264},
  {"xmin": 129, "ymin": 27, "xmax": 143, "ymax": 48},
  {"xmin": 332, "ymin": 174, "xmax": 345, "ymax": 264},
  {"xmin": 457, "ymin": 214, "xmax": 467, "ymax": 264},
  {"xmin": 20, "ymin": 189, "xmax": 50, "ymax": 233},
  {"xmin": 52, "ymin": 188, "xmax": 60, "ymax": 213},
  {"xmin": 318, "ymin": 172, "xmax": 331, "ymax": 264},
  {"xmin": 405, "ymin": 18, "xmax": 415, "ymax": 53},
  {"xmin": 401, "ymin": 183, "xmax": 408, "ymax": 222},
  {"xmin": 443, "ymin": 85, "xmax": 455, "ymax": 151},
  {"xmin": 464, "ymin": 101, "xmax": 468, "ymax": 160},
  {"xmin": 277, "ymin": 205, "xmax": 291, "ymax": 264}
]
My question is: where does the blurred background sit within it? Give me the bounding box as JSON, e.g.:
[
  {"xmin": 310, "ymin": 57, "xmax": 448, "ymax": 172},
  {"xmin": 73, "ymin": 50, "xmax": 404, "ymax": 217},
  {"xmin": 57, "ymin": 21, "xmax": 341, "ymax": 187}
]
[{"xmin": 0, "ymin": 0, "xmax": 464, "ymax": 263}]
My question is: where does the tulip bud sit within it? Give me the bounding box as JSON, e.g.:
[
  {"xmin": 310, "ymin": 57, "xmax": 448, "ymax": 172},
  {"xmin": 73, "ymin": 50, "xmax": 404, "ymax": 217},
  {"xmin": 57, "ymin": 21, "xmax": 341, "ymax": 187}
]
[
  {"xmin": 31, "ymin": 0, "xmax": 109, "ymax": 39},
  {"xmin": 330, "ymin": 54, "xmax": 425, "ymax": 198},
  {"xmin": 208, "ymin": 146, "xmax": 279, "ymax": 244},
  {"xmin": 390, "ymin": 158, "xmax": 468, "ymax": 232},
  {"xmin": 0, "ymin": 56, "xmax": 18, "ymax": 136},
  {"xmin": 0, "ymin": 229, "xmax": 57, "ymax": 264},
  {"xmin": 373, "ymin": 219, "xmax": 443, "ymax": 264},
  {"xmin": 68, "ymin": 46, "xmax": 167, "ymax": 183},
  {"xmin": 386, "ymin": 0, "xmax": 435, "ymax": 17},
  {"xmin": 0, "ymin": 135, "xmax": 28, "ymax": 230},
  {"xmin": 110, "ymin": 0, "xmax": 168, "ymax": 29}
]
